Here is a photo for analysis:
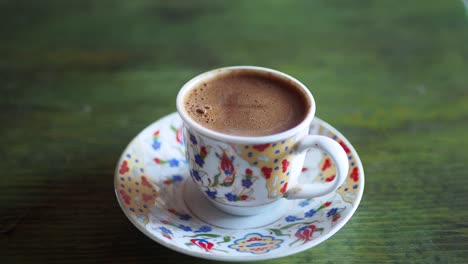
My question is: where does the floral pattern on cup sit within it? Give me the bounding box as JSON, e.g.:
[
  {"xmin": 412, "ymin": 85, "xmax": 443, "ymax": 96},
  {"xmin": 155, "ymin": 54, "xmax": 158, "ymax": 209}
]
[
  {"xmin": 184, "ymin": 128, "xmax": 302, "ymax": 206},
  {"xmin": 185, "ymin": 130, "xmax": 262, "ymax": 203},
  {"xmin": 237, "ymin": 140, "xmax": 296, "ymax": 198}
]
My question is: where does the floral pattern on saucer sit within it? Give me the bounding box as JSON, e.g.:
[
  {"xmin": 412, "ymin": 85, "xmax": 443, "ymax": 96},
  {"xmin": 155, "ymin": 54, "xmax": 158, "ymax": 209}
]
[
  {"xmin": 229, "ymin": 233, "xmax": 283, "ymax": 254},
  {"xmin": 115, "ymin": 113, "xmax": 364, "ymax": 261}
]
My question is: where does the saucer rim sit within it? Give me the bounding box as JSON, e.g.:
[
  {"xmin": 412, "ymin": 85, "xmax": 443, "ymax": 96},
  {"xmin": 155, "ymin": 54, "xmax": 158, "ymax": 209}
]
[{"xmin": 114, "ymin": 112, "xmax": 365, "ymax": 262}]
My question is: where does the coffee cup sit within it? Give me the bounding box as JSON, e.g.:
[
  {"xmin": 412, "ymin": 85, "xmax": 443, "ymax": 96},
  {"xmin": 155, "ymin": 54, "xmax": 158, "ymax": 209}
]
[{"xmin": 176, "ymin": 66, "xmax": 348, "ymax": 216}]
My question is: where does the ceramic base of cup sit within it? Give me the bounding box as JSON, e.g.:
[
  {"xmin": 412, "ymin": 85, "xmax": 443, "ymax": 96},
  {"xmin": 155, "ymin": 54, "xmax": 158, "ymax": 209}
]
[
  {"xmin": 209, "ymin": 198, "xmax": 288, "ymax": 217},
  {"xmin": 183, "ymin": 178, "xmax": 292, "ymax": 229}
]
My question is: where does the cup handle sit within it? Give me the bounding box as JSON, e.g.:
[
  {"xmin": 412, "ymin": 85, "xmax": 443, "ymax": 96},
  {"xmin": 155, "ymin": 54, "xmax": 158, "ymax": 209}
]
[{"xmin": 284, "ymin": 135, "xmax": 349, "ymax": 199}]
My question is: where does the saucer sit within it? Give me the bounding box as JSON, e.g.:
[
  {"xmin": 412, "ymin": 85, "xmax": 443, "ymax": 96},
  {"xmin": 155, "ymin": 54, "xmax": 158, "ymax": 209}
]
[{"xmin": 114, "ymin": 113, "xmax": 364, "ymax": 261}]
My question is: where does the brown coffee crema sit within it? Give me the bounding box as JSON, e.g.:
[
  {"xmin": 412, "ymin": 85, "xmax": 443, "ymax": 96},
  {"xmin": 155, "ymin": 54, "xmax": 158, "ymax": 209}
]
[{"xmin": 184, "ymin": 69, "xmax": 310, "ymax": 136}]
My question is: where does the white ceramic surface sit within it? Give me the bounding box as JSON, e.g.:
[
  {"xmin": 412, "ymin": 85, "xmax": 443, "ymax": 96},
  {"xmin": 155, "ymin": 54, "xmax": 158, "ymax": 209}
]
[{"xmin": 114, "ymin": 112, "xmax": 364, "ymax": 262}]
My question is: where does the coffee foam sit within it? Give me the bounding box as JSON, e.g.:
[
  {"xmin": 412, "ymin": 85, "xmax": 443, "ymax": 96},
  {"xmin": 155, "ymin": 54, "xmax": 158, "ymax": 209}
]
[{"xmin": 184, "ymin": 70, "xmax": 309, "ymax": 136}]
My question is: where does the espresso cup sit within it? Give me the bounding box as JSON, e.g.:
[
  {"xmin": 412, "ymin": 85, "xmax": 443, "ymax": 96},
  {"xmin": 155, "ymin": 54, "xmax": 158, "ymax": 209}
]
[{"xmin": 176, "ymin": 66, "xmax": 348, "ymax": 216}]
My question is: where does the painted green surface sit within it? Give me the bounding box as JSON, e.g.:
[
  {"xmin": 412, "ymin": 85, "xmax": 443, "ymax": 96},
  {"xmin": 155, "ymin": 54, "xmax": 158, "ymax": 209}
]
[{"xmin": 1, "ymin": 0, "xmax": 467, "ymax": 263}]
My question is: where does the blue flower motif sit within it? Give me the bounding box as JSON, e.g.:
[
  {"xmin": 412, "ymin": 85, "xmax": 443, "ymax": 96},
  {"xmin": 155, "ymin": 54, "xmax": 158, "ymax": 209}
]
[
  {"xmin": 298, "ymin": 200, "xmax": 310, "ymax": 207},
  {"xmin": 224, "ymin": 169, "xmax": 232, "ymax": 175},
  {"xmin": 249, "ymin": 242, "xmax": 267, "ymax": 247},
  {"xmin": 179, "ymin": 214, "xmax": 191, "ymax": 221},
  {"xmin": 225, "ymin": 193, "xmax": 237, "ymax": 202},
  {"xmin": 305, "ymin": 209, "xmax": 317, "ymax": 218},
  {"xmin": 159, "ymin": 226, "xmax": 172, "ymax": 235},
  {"xmin": 194, "ymin": 154, "xmax": 204, "ymax": 167},
  {"xmin": 168, "ymin": 158, "xmax": 179, "ymax": 167},
  {"xmin": 152, "ymin": 141, "xmax": 161, "ymax": 150},
  {"xmin": 178, "ymin": 224, "xmax": 192, "ymax": 232},
  {"xmin": 297, "ymin": 225, "xmax": 309, "ymax": 233},
  {"xmin": 191, "ymin": 169, "xmax": 201, "ymax": 181},
  {"xmin": 194, "ymin": 225, "xmax": 212, "ymax": 233},
  {"xmin": 242, "ymin": 178, "xmax": 253, "ymax": 188},
  {"xmin": 285, "ymin": 215, "xmax": 299, "ymax": 222},
  {"xmin": 205, "ymin": 190, "xmax": 217, "ymax": 199},
  {"xmin": 189, "ymin": 134, "xmax": 197, "ymax": 145},
  {"xmin": 327, "ymin": 208, "xmax": 338, "ymax": 217},
  {"xmin": 172, "ymin": 174, "xmax": 184, "ymax": 182}
]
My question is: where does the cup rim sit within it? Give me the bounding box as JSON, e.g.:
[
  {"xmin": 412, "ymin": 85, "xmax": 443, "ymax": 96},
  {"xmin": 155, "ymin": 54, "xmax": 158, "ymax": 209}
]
[{"xmin": 176, "ymin": 66, "xmax": 316, "ymax": 144}]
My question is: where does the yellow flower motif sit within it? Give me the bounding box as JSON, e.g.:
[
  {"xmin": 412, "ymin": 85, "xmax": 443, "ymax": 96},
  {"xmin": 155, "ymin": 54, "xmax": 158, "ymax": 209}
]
[
  {"xmin": 116, "ymin": 148, "xmax": 159, "ymax": 224},
  {"xmin": 228, "ymin": 233, "xmax": 283, "ymax": 254},
  {"xmin": 237, "ymin": 139, "xmax": 295, "ymax": 198}
]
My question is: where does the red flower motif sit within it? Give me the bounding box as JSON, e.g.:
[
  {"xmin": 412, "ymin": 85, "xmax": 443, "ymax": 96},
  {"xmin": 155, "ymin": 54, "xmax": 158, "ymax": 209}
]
[
  {"xmin": 280, "ymin": 182, "xmax": 288, "ymax": 194},
  {"xmin": 176, "ymin": 126, "xmax": 183, "ymax": 144},
  {"xmin": 240, "ymin": 195, "xmax": 248, "ymax": 201},
  {"xmin": 322, "ymin": 158, "xmax": 331, "ymax": 171},
  {"xmin": 168, "ymin": 208, "xmax": 177, "ymax": 214},
  {"xmin": 332, "ymin": 214, "xmax": 341, "ymax": 222},
  {"xmin": 220, "ymin": 151, "xmax": 235, "ymax": 176},
  {"xmin": 245, "ymin": 168, "xmax": 253, "ymax": 175},
  {"xmin": 119, "ymin": 161, "xmax": 129, "ymax": 175},
  {"xmin": 324, "ymin": 201, "xmax": 332, "ymax": 207},
  {"xmin": 201, "ymin": 146, "xmax": 208, "ymax": 156},
  {"xmin": 142, "ymin": 193, "xmax": 153, "ymax": 202},
  {"xmin": 153, "ymin": 130, "xmax": 160, "ymax": 137},
  {"xmin": 301, "ymin": 167, "xmax": 308, "ymax": 172},
  {"xmin": 252, "ymin": 144, "xmax": 270, "ymax": 152},
  {"xmin": 350, "ymin": 167, "xmax": 359, "ymax": 182},
  {"xmin": 119, "ymin": 190, "xmax": 131, "ymax": 205},
  {"xmin": 295, "ymin": 224, "xmax": 316, "ymax": 242},
  {"xmin": 141, "ymin": 176, "xmax": 152, "ymax": 188},
  {"xmin": 154, "ymin": 158, "xmax": 161, "ymax": 164},
  {"xmin": 282, "ymin": 159, "xmax": 290, "ymax": 173},
  {"xmin": 261, "ymin": 167, "xmax": 272, "ymax": 179},
  {"xmin": 160, "ymin": 219, "xmax": 170, "ymax": 224},
  {"xmin": 325, "ymin": 175, "xmax": 336, "ymax": 182},
  {"xmin": 339, "ymin": 140, "xmax": 350, "ymax": 154},
  {"xmin": 190, "ymin": 238, "xmax": 214, "ymax": 252}
]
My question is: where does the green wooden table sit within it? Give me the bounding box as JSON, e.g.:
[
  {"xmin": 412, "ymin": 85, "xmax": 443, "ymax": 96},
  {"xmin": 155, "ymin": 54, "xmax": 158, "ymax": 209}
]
[{"xmin": 1, "ymin": 1, "xmax": 467, "ymax": 263}]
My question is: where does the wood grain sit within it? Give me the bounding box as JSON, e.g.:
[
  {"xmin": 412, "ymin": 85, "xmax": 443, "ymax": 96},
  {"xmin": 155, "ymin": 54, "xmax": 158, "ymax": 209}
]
[{"xmin": 1, "ymin": 0, "xmax": 467, "ymax": 263}]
